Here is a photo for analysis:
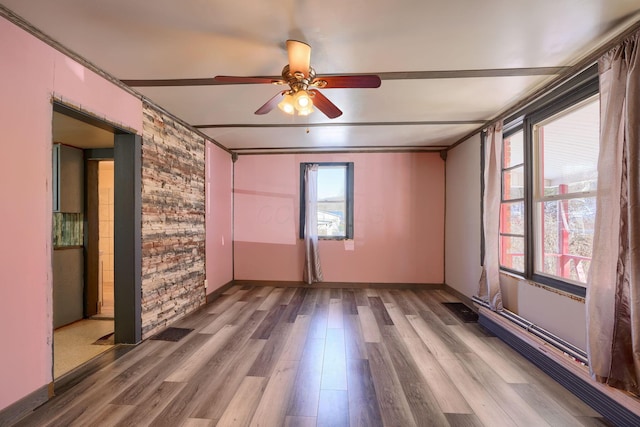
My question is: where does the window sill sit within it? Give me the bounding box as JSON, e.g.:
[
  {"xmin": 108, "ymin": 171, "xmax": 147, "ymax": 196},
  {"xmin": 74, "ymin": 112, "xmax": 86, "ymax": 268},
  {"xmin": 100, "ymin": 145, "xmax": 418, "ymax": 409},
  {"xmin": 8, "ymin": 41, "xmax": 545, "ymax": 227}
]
[{"xmin": 499, "ymin": 270, "xmax": 586, "ymax": 303}]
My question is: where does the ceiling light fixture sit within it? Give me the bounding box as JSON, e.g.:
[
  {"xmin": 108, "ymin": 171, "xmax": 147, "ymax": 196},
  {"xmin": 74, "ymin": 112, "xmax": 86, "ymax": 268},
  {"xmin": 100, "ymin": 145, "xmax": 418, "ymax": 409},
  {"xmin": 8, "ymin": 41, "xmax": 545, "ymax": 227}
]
[
  {"xmin": 214, "ymin": 39, "xmax": 381, "ymax": 119},
  {"xmin": 278, "ymin": 88, "xmax": 314, "ymax": 116}
]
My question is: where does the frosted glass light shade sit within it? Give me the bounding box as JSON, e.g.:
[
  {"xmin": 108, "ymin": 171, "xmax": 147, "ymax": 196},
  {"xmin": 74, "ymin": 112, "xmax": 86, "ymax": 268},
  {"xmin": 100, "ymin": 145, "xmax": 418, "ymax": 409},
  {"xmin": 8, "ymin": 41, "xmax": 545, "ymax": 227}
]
[
  {"xmin": 294, "ymin": 91, "xmax": 313, "ymax": 111},
  {"xmin": 278, "ymin": 93, "xmax": 295, "ymax": 114}
]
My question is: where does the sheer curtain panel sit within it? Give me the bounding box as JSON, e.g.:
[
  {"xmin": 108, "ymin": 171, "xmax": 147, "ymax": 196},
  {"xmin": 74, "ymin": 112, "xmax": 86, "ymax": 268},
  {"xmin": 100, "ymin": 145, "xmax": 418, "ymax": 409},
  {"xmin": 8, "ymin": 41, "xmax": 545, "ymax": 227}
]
[
  {"xmin": 303, "ymin": 164, "xmax": 323, "ymax": 284},
  {"xmin": 586, "ymin": 28, "xmax": 640, "ymax": 395},
  {"xmin": 478, "ymin": 122, "xmax": 504, "ymax": 311}
]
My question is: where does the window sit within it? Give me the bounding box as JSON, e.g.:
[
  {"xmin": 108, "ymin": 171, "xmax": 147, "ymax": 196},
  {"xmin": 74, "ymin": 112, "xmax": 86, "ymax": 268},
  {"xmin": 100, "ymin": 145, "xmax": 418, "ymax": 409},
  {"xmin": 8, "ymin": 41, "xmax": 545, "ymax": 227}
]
[
  {"xmin": 494, "ymin": 67, "xmax": 599, "ymax": 296},
  {"xmin": 299, "ymin": 162, "xmax": 354, "ymax": 239},
  {"xmin": 532, "ymin": 97, "xmax": 599, "ymax": 285}
]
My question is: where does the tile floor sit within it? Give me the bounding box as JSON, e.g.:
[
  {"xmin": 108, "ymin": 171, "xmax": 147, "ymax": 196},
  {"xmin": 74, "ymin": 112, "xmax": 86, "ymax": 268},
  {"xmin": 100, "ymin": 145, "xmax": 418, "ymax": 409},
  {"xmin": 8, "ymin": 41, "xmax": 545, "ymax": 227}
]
[{"xmin": 53, "ymin": 318, "xmax": 114, "ymax": 378}]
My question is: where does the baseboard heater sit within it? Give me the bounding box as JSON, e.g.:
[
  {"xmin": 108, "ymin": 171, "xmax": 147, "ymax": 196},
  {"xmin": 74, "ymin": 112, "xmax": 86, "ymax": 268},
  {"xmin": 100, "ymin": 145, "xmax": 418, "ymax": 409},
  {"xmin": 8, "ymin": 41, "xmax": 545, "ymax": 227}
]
[
  {"xmin": 471, "ymin": 296, "xmax": 588, "ymax": 364},
  {"xmin": 473, "ymin": 297, "xmax": 640, "ymax": 427}
]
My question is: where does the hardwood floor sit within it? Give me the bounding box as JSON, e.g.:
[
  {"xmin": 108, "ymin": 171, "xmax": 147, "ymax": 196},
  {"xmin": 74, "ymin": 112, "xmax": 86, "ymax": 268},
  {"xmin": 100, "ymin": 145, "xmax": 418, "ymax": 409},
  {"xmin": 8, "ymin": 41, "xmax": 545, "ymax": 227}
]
[{"xmin": 17, "ymin": 285, "xmax": 612, "ymax": 427}]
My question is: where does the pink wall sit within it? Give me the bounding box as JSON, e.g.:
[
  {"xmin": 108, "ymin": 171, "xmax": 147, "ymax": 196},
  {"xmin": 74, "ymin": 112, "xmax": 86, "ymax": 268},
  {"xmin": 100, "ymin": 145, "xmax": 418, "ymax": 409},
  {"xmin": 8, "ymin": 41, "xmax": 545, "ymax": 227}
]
[
  {"xmin": 0, "ymin": 17, "xmax": 142, "ymax": 410},
  {"xmin": 205, "ymin": 142, "xmax": 234, "ymax": 293},
  {"xmin": 234, "ymin": 152, "xmax": 445, "ymax": 283}
]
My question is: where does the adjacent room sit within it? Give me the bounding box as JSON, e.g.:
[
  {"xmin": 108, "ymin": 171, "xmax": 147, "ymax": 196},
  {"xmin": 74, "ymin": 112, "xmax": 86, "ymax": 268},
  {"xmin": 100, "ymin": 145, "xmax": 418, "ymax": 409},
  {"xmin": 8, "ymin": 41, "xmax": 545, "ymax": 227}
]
[
  {"xmin": 52, "ymin": 111, "xmax": 117, "ymax": 378},
  {"xmin": 1, "ymin": 1, "xmax": 640, "ymax": 426}
]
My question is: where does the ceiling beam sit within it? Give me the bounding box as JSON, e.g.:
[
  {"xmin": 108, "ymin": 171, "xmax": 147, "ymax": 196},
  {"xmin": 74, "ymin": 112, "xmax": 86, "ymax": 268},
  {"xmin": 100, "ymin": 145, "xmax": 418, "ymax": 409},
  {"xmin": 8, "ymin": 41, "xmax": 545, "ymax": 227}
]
[
  {"xmin": 193, "ymin": 120, "xmax": 487, "ymax": 129},
  {"xmin": 230, "ymin": 145, "xmax": 450, "ymax": 155}
]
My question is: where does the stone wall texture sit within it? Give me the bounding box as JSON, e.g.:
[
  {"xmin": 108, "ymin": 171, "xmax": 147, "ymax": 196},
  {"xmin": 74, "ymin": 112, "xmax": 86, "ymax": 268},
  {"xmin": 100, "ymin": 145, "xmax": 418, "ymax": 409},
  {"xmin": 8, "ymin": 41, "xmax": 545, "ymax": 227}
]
[{"xmin": 141, "ymin": 103, "xmax": 206, "ymax": 339}]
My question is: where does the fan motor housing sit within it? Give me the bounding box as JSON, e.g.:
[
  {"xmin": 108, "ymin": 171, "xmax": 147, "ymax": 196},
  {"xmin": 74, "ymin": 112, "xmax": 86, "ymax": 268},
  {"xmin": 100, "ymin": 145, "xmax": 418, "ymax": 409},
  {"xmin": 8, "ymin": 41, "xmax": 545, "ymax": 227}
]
[{"xmin": 281, "ymin": 65, "xmax": 317, "ymax": 93}]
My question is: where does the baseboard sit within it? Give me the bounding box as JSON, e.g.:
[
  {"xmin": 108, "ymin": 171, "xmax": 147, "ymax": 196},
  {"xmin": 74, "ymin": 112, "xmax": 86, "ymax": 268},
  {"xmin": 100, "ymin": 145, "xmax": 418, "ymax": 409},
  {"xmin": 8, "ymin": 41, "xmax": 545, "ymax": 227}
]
[
  {"xmin": 231, "ymin": 279, "xmax": 444, "ymax": 290},
  {"xmin": 442, "ymin": 284, "xmax": 477, "ymax": 311},
  {"xmin": 478, "ymin": 307, "xmax": 640, "ymax": 426},
  {"xmin": 0, "ymin": 384, "xmax": 49, "ymax": 427},
  {"xmin": 206, "ymin": 280, "xmax": 236, "ymax": 303}
]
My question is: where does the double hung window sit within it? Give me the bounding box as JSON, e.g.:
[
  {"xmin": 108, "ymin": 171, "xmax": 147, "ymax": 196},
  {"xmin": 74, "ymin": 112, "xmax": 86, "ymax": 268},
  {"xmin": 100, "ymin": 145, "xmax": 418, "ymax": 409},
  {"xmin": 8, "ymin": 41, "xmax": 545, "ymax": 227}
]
[{"xmin": 299, "ymin": 162, "xmax": 354, "ymax": 239}]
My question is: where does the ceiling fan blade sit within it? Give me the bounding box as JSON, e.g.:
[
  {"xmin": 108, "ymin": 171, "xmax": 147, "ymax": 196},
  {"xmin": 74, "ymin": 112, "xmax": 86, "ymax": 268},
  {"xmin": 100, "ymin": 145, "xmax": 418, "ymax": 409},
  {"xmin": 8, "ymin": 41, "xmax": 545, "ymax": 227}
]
[
  {"xmin": 255, "ymin": 91, "xmax": 286, "ymax": 115},
  {"xmin": 287, "ymin": 40, "xmax": 311, "ymax": 77},
  {"xmin": 314, "ymin": 75, "xmax": 381, "ymax": 88},
  {"xmin": 309, "ymin": 89, "xmax": 342, "ymax": 119},
  {"xmin": 120, "ymin": 76, "xmax": 283, "ymax": 86},
  {"xmin": 214, "ymin": 75, "xmax": 281, "ymax": 85}
]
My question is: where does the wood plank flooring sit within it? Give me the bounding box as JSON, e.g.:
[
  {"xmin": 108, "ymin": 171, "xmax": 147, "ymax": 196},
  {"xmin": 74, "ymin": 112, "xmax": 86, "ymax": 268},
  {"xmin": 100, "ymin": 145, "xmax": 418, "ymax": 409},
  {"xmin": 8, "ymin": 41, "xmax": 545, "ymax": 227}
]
[{"xmin": 17, "ymin": 285, "xmax": 612, "ymax": 427}]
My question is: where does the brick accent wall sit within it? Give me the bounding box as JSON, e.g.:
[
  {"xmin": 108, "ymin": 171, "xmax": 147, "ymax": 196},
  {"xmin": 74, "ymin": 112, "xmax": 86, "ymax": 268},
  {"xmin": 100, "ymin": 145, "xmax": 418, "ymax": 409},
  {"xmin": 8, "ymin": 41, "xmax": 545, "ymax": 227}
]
[{"xmin": 141, "ymin": 103, "xmax": 206, "ymax": 339}]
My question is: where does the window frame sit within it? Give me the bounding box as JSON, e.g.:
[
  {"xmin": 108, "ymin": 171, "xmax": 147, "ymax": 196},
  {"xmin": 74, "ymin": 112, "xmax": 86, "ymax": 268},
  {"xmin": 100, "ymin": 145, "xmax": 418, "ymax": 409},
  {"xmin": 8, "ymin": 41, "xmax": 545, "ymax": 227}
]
[
  {"xmin": 299, "ymin": 162, "xmax": 354, "ymax": 240},
  {"xmin": 499, "ymin": 125, "xmax": 526, "ymax": 275},
  {"xmin": 488, "ymin": 65, "xmax": 599, "ymax": 298}
]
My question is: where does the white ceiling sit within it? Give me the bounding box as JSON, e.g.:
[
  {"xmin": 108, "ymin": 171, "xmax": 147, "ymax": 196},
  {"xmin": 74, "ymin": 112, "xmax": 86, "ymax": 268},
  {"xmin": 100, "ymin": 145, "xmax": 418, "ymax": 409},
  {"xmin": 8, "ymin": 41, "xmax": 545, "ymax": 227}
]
[{"xmin": 3, "ymin": 0, "xmax": 640, "ymax": 153}]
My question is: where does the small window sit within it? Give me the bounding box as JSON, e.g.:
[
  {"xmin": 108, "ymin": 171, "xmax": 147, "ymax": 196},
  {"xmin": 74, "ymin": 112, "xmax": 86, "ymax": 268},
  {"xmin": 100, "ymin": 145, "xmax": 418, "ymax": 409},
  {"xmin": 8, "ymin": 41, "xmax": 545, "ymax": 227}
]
[{"xmin": 300, "ymin": 162, "xmax": 354, "ymax": 239}]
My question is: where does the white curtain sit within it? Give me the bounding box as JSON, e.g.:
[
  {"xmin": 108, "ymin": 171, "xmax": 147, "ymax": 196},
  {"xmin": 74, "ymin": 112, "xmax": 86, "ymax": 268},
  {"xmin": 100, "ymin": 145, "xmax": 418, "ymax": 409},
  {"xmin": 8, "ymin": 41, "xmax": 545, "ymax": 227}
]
[
  {"xmin": 586, "ymin": 29, "xmax": 640, "ymax": 395},
  {"xmin": 477, "ymin": 121, "xmax": 504, "ymax": 311},
  {"xmin": 303, "ymin": 164, "xmax": 323, "ymax": 284}
]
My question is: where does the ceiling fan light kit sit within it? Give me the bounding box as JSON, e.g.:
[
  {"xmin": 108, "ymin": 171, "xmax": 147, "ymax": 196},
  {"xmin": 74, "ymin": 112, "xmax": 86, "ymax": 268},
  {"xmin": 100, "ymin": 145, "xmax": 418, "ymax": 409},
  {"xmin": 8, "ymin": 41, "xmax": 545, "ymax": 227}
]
[
  {"xmin": 214, "ymin": 40, "xmax": 381, "ymax": 119},
  {"xmin": 277, "ymin": 84, "xmax": 314, "ymax": 116}
]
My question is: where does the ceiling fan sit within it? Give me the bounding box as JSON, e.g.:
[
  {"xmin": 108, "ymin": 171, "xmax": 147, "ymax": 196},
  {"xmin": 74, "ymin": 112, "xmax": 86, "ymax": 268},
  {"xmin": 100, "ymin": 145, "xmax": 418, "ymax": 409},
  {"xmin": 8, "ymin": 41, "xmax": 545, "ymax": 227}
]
[{"xmin": 214, "ymin": 40, "xmax": 382, "ymax": 119}]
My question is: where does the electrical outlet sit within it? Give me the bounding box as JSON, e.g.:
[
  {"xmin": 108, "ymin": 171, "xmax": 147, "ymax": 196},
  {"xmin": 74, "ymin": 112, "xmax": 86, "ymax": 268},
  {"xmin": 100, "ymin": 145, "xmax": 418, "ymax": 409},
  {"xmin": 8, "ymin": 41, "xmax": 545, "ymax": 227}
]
[{"xmin": 204, "ymin": 279, "xmax": 208, "ymax": 289}]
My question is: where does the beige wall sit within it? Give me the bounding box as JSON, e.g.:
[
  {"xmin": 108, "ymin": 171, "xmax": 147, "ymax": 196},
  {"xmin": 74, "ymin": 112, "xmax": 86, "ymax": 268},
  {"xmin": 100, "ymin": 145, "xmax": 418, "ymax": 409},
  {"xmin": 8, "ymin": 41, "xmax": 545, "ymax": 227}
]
[
  {"xmin": 445, "ymin": 134, "xmax": 483, "ymax": 297},
  {"xmin": 501, "ymin": 274, "xmax": 587, "ymax": 349}
]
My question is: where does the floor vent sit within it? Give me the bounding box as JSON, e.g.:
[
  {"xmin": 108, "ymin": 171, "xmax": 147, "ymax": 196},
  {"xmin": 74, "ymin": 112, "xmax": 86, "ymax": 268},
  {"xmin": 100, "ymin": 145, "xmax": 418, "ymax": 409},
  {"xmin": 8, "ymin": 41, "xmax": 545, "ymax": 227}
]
[
  {"xmin": 442, "ymin": 302, "xmax": 478, "ymax": 323},
  {"xmin": 150, "ymin": 327, "xmax": 193, "ymax": 342}
]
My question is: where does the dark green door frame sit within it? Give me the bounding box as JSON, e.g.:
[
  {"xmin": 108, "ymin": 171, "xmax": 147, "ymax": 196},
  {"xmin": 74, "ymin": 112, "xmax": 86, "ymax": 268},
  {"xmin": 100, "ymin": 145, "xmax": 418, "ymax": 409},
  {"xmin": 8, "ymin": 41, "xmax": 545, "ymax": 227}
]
[{"xmin": 114, "ymin": 134, "xmax": 142, "ymax": 344}]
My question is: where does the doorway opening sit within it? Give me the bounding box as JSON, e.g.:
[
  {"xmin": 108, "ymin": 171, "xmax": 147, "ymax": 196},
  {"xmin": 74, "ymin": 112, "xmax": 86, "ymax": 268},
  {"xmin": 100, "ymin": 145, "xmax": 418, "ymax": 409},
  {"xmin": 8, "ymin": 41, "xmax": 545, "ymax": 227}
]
[
  {"xmin": 51, "ymin": 102, "xmax": 142, "ymax": 380},
  {"xmin": 52, "ymin": 112, "xmax": 115, "ymax": 378}
]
